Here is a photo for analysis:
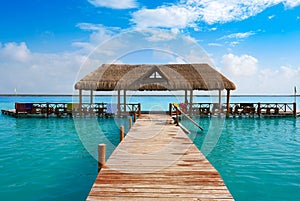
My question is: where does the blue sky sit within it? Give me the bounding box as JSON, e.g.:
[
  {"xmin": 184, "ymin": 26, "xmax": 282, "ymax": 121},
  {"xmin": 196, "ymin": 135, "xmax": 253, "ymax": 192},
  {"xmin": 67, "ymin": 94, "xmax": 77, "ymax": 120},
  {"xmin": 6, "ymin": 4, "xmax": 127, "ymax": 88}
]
[{"xmin": 1, "ymin": 0, "xmax": 300, "ymax": 94}]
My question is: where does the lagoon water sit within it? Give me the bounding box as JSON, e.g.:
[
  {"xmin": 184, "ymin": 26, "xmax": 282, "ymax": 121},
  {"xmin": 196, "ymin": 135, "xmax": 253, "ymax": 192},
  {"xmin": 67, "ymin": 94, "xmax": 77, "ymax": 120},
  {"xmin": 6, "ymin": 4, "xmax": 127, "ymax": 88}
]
[{"xmin": 0, "ymin": 95, "xmax": 300, "ymax": 200}]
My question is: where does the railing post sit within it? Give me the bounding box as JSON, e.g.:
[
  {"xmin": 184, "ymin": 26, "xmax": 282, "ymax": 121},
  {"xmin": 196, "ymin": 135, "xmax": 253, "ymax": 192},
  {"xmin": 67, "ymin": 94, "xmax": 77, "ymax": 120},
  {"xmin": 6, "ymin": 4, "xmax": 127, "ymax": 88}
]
[
  {"xmin": 175, "ymin": 106, "xmax": 179, "ymax": 126},
  {"xmin": 15, "ymin": 102, "xmax": 18, "ymax": 116},
  {"xmin": 120, "ymin": 126, "xmax": 124, "ymax": 142},
  {"xmin": 46, "ymin": 102, "xmax": 49, "ymax": 118},
  {"xmin": 257, "ymin": 102, "xmax": 261, "ymax": 118},
  {"xmin": 293, "ymin": 102, "xmax": 297, "ymax": 118},
  {"xmin": 284, "ymin": 104, "xmax": 287, "ymax": 112},
  {"xmin": 98, "ymin": 144, "xmax": 106, "ymax": 172}
]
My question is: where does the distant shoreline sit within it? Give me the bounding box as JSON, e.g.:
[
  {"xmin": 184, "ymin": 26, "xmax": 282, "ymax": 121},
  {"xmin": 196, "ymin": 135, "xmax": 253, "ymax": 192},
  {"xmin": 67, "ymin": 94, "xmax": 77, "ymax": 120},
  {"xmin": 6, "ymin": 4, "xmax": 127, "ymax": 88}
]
[{"xmin": 0, "ymin": 94, "xmax": 299, "ymax": 97}]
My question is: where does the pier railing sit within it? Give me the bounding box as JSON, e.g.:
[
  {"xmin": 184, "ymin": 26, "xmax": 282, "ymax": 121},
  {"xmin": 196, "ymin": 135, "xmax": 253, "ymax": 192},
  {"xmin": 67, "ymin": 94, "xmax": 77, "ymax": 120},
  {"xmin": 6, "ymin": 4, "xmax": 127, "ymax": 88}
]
[
  {"xmin": 169, "ymin": 102, "xmax": 297, "ymax": 117},
  {"xmin": 11, "ymin": 102, "xmax": 141, "ymax": 117}
]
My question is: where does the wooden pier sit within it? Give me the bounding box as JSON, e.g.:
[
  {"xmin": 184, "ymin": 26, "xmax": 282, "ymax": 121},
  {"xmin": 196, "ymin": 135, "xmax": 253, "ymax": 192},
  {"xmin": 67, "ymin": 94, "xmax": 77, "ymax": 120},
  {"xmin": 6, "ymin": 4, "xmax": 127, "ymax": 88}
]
[
  {"xmin": 87, "ymin": 114, "xmax": 233, "ymax": 200},
  {"xmin": 1, "ymin": 102, "xmax": 141, "ymax": 118}
]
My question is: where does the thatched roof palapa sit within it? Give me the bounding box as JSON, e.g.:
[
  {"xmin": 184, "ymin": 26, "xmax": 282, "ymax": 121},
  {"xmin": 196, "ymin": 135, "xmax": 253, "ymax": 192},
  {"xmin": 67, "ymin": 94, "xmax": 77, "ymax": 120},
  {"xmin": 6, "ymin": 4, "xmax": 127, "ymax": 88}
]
[{"xmin": 74, "ymin": 64, "xmax": 236, "ymax": 91}]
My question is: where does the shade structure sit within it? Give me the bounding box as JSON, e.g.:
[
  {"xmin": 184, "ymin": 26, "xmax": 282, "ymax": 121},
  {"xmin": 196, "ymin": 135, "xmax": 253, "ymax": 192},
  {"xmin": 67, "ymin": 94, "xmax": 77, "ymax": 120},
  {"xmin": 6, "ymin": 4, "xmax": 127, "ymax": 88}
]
[{"xmin": 74, "ymin": 64, "xmax": 236, "ymax": 91}]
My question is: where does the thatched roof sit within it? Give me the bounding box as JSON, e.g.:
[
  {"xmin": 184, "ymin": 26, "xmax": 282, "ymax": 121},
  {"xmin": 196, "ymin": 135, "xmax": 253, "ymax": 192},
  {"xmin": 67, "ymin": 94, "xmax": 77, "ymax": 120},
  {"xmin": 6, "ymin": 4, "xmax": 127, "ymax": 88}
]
[{"xmin": 74, "ymin": 64, "xmax": 236, "ymax": 91}]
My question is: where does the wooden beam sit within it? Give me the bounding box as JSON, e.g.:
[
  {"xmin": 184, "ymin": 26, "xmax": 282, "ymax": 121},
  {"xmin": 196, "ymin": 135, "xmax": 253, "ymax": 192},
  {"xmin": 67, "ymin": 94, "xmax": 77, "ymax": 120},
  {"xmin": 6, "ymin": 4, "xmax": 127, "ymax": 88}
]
[
  {"xmin": 90, "ymin": 90, "xmax": 93, "ymax": 105},
  {"xmin": 218, "ymin": 90, "xmax": 222, "ymax": 108},
  {"xmin": 184, "ymin": 90, "xmax": 188, "ymax": 103},
  {"xmin": 98, "ymin": 144, "xmax": 106, "ymax": 172},
  {"xmin": 79, "ymin": 89, "xmax": 82, "ymax": 105},
  {"xmin": 79, "ymin": 89, "xmax": 82, "ymax": 117},
  {"xmin": 117, "ymin": 90, "xmax": 121, "ymax": 117},
  {"xmin": 123, "ymin": 90, "xmax": 127, "ymax": 113},
  {"xmin": 120, "ymin": 126, "xmax": 124, "ymax": 142},
  {"xmin": 226, "ymin": 89, "xmax": 230, "ymax": 118},
  {"xmin": 189, "ymin": 90, "xmax": 193, "ymax": 116}
]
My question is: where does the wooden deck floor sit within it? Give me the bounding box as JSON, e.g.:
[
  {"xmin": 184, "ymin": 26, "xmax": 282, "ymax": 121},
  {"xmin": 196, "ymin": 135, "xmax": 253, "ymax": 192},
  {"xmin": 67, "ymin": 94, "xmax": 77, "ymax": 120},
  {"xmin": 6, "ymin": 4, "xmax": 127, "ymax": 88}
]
[{"xmin": 87, "ymin": 114, "xmax": 234, "ymax": 200}]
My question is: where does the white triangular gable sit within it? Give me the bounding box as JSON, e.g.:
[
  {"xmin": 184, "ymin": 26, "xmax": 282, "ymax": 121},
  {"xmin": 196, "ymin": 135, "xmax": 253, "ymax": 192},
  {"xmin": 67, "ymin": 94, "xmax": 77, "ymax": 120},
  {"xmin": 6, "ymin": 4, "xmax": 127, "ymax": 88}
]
[{"xmin": 149, "ymin": 71, "xmax": 162, "ymax": 79}]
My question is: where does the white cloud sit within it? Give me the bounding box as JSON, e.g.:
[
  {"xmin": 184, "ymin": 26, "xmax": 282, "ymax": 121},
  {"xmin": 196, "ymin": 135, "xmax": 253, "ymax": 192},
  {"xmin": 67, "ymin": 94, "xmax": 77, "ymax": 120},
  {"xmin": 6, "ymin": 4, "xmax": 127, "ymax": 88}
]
[
  {"xmin": 0, "ymin": 42, "xmax": 31, "ymax": 63},
  {"xmin": 132, "ymin": 0, "xmax": 300, "ymax": 28},
  {"xmin": 87, "ymin": 0, "xmax": 138, "ymax": 9},
  {"xmin": 221, "ymin": 53, "xmax": 300, "ymax": 94},
  {"xmin": 217, "ymin": 31, "xmax": 255, "ymax": 46},
  {"xmin": 132, "ymin": 6, "xmax": 198, "ymax": 28},
  {"xmin": 268, "ymin": 15, "xmax": 276, "ymax": 19},
  {"xmin": 222, "ymin": 53, "xmax": 258, "ymax": 76},
  {"xmin": 0, "ymin": 42, "xmax": 84, "ymax": 94},
  {"xmin": 73, "ymin": 23, "xmax": 121, "ymax": 53},
  {"xmin": 138, "ymin": 28, "xmax": 181, "ymax": 42},
  {"xmin": 220, "ymin": 31, "xmax": 256, "ymax": 40},
  {"xmin": 208, "ymin": 43, "xmax": 223, "ymax": 47}
]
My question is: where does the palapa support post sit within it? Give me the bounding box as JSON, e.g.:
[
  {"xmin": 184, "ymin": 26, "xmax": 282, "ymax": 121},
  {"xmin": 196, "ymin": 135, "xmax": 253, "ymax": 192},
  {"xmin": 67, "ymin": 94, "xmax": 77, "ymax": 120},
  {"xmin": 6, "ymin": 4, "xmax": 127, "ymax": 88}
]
[
  {"xmin": 293, "ymin": 102, "xmax": 297, "ymax": 118},
  {"xmin": 257, "ymin": 102, "xmax": 261, "ymax": 118},
  {"xmin": 79, "ymin": 89, "xmax": 83, "ymax": 117},
  {"xmin": 184, "ymin": 90, "xmax": 188, "ymax": 103},
  {"xmin": 123, "ymin": 90, "xmax": 127, "ymax": 113},
  {"xmin": 90, "ymin": 90, "xmax": 93, "ymax": 105},
  {"xmin": 117, "ymin": 90, "xmax": 121, "ymax": 117},
  {"xmin": 129, "ymin": 118, "xmax": 132, "ymax": 129},
  {"xmin": 189, "ymin": 90, "xmax": 193, "ymax": 116},
  {"xmin": 138, "ymin": 103, "xmax": 141, "ymax": 117},
  {"xmin": 98, "ymin": 144, "xmax": 106, "ymax": 172},
  {"xmin": 226, "ymin": 89, "xmax": 231, "ymax": 118},
  {"xmin": 133, "ymin": 112, "xmax": 137, "ymax": 122},
  {"xmin": 120, "ymin": 126, "xmax": 124, "ymax": 142},
  {"xmin": 169, "ymin": 103, "xmax": 172, "ymax": 116},
  {"xmin": 218, "ymin": 90, "xmax": 222, "ymax": 109}
]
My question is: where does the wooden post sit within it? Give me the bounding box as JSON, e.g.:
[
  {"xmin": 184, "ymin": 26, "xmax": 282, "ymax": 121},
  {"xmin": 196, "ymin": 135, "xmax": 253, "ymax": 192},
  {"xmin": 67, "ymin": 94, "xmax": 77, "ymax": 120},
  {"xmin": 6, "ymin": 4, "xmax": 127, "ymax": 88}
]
[
  {"xmin": 79, "ymin": 89, "xmax": 82, "ymax": 117},
  {"xmin": 257, "ymin": 102, "xmax": 261, "ymax": 117},
  {"xmin": 133, "ymin": 112, "xmax": 137, "ymax": 122},
  {"xmin": 226, "ymin": 90, "xmax": 230, "ymax": 118},
  {"xmin": 138, "ymin": 103, "xmax": 141, "ymax": 117},
  {"xmin": 169, "ymin": 103, "xmax": 172, "ymax": 116},
  {"xmin": 123, "ymin": 90, "xmax": 127, "ymax": 113},
  {"xmin": 189, "ymin": 90, "xmax": 193, "ymax": 116},
  {"xmin": 90, "ymin": 90, "xmax": 93, "ymax": 105},
  {"xmin": 98, "ymin": 144, "xmax": 106, "ymax": 172},
  {"xmin": 46, "ymin": 102, "xmax": 49, "ymax": 118},
  {"xmin": 120, "ymin": 126, "xmax": 124, "ymax": 142},
  {"xmin": 293, "ymin": 102, "xmax": 297, "ymax": 118},
  {"xmin": 218, "ymin": 90, "xmax": 222, "ymax": 109},
  {"xmin": 15, "ymin": 102, "xmax": 18, "ymax": 116},
  {"xmin": 184, "ymin": 90, "xmax": 188, "ymax": 103},
  {"xmin": 175, "ymin": 106, "xmax": 179, "ymax": 126},
  {"xmin": 129, "ymin": 118, "xmax": 132, "ymax": 129},
  {"xmin": 117, "ymin": 90, "xmax": 121, "ymax": 117},
  {"xmin": 284, "ymin": 104, "xmax": 287, "ymax": 112}
]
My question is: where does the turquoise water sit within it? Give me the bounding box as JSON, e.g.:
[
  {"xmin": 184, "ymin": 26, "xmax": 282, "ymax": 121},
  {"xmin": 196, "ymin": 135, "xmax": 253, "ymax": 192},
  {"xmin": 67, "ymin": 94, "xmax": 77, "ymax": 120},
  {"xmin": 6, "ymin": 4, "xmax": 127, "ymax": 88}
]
[
  {"xmin": 182, "ymin": 117, "xmax": 300, "ymax": 200},
  {"xmin": 1, "ymin": 96, "xmax": 300, "ymax": 200}
]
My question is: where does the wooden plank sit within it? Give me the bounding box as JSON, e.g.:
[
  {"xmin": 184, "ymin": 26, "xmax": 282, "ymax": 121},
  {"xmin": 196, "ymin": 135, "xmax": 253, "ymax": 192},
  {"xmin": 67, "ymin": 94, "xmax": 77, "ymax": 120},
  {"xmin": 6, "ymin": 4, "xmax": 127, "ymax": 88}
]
[{"xmin": 87, "ymin": 114, "xmax": 234, "ymax": 200}]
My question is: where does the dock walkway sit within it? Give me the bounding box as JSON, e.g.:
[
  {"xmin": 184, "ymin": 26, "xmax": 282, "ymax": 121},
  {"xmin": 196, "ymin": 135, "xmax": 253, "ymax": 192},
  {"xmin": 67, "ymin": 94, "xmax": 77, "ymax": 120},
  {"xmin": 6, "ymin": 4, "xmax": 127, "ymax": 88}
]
[{"xmin": 87, "ymin": 114, "xmax": 233, "ymax": 200}]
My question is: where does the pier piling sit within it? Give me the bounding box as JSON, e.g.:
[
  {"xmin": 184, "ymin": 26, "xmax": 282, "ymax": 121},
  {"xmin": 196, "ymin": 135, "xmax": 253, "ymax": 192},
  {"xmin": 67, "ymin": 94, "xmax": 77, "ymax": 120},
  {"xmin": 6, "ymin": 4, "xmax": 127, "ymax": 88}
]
[{"xmin": 97, "ymin": 144, "xmax": 106, "ymax": 172}]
